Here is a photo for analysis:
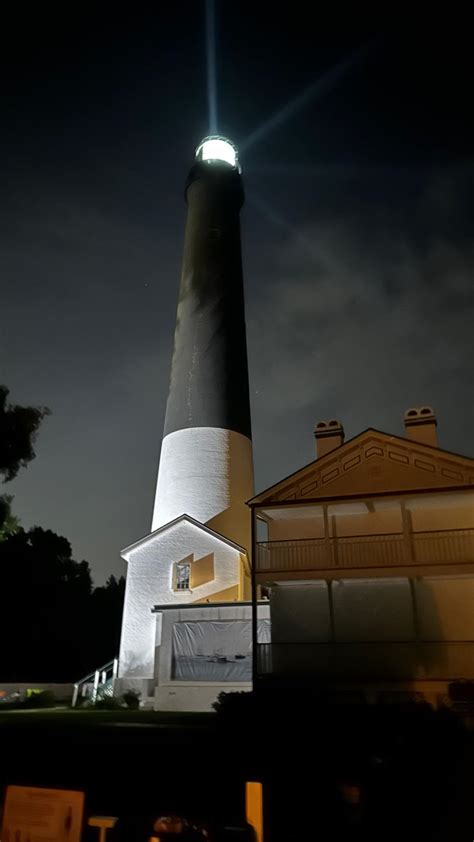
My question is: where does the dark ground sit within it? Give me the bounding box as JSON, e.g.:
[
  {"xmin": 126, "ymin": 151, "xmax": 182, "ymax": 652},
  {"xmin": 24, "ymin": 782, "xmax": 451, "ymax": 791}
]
[
  {"xmin": 1, "ymin": 698, "xmax": 474, "ymax": 841},
  {"xmin": 0, "ymin": 710, "xmax": 235, "ymax": 825}
]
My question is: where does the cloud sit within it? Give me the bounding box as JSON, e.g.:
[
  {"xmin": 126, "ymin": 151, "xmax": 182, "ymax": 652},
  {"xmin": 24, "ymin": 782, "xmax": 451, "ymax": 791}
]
[
  {"xmin": 3, "ymin": 170, "xmax": 473, "ymax": 581},
  {"xmin": 2, "ymin": 191, "xmax": 176, "ymax": 583},
  {"xmin": 247, "ymin": 213, "xmax": 474, "ymax": 486}
]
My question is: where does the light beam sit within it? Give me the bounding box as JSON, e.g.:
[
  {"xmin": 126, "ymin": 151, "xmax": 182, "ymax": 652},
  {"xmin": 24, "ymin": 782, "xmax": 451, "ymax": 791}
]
[
  {"xmin": 206, "ymin": 0, "xmax": 218, "ymax": 134},
  {"xmin": 241, "ymin": 40, "xmax": 376, "ymax": 153},
  {"xmin": 246, "ymin": 161, "xmax": 444, "ymax": 179},
  {"xmin": 248, "ymin": 191, "xmax": 320, "ymax": 261}
]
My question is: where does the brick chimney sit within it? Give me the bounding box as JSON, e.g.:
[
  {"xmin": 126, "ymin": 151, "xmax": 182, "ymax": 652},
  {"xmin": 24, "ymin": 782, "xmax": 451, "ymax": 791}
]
[
  {"xmin": 404, "ymin": 406, "xmax": 438, "ymax": 447},
  {"xmin": 314, "ymin": 419, "xmax": 345, "ymax": 458}
]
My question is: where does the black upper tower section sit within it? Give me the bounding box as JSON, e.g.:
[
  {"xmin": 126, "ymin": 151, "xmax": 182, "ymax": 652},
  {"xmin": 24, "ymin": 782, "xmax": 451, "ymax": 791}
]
[{"xmin": 163, "ymin": 154, "xmax": 252, "ymax": 440}]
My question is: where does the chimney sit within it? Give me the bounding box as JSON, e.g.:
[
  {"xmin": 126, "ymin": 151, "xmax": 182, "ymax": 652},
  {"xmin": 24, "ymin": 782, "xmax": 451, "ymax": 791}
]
[
  {"xmin": 314, "ymin": 419, "xmax": 345, "ymax": 458},
  {"xmin": 404, "ymin": 406, "xmax": 438, "ymax": 447}
]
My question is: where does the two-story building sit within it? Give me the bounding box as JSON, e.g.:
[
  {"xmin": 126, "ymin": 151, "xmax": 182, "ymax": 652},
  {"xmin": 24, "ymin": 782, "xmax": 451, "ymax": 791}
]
[{"xmin": 248, "ymin": 407, "xmax": 474, "ymax": 705}]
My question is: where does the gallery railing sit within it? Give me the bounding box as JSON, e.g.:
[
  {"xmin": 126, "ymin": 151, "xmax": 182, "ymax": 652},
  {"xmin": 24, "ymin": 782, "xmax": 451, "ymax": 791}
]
[
  {"xmin": 256, "ymin": 640, "xmax": 474, "ymax": 681},
  {"xmin": 255, "ymin": 528, "xmax": 474, "ymax": 574},
  {"xmin": 72, "ymin": 658, "xmax": 118, "ymax": 707}
]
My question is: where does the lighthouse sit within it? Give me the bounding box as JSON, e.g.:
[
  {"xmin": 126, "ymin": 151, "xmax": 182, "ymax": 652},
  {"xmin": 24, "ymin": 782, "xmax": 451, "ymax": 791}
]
[
  {"xmin": 152, "ymin": 136, "xmax": 253, "ymax": 551},
  {"xmin": 117, "ymin": 138, "xmax": 256, "ymax": 689}
]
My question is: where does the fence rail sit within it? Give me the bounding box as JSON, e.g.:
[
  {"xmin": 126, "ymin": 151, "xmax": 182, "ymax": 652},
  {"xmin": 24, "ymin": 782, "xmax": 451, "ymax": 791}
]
[
  {"xmin": 257, "ymin": 640, "xmax": 474, "ymax": 680},
  {"xmin": 256, "ymin": 528, "xmax": 474, "ymax": 574},
  {"xmin": 72, "ymin": 658, "xmax": 118, "ymax": 707}
]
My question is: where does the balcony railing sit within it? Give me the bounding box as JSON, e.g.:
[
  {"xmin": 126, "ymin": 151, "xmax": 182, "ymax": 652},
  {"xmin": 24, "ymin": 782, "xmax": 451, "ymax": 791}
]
[
  {"xmin": 256, "ymin": 641, "xmax": 474, "ymax": 681},
  {"xmin": 255, "ymin": 528, "xmax": 474, "ymax": 575}
]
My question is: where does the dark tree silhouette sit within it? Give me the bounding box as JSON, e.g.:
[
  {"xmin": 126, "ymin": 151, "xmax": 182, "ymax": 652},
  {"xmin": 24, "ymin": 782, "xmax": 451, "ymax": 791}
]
[
  {"xmin": 0, "ymin": 527, "xmax": 125, "ymax": 680},
  {"xmin": 0, "ymin": 385, "xmax": 49, "ymax": 538},
  {"xmin": 0, "ymin": 527, "xmax": 94, "ymax": 680},
  {"xmin": 0, "ymin": 385, "xmax": 49, "ymax": 482},
  {"xmin": 89, "ymin": 575, "xmax": 126, "ymax": 668},
  {"xmin": 0, "ymin": 495, "xmax": 20, "ymax": 540},
  {"xmin": 0, "ymin": 386, "xmax": 125, "ymax": 681}
]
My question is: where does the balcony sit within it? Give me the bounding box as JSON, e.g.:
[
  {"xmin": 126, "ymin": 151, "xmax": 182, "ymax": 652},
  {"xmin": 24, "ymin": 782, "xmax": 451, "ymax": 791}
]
[
  {"xmin": 255, "ymin": 528, "xmax": 474, "ymax": 578},
  {"xmin": 256, "ymin": 640, "xmax": 474, "ymax": 681}
]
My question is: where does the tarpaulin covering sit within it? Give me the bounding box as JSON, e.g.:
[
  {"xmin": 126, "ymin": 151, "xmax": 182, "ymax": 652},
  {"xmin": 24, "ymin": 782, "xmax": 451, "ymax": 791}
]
[{"xmin": 172, "ymin": 620, "xmax": 271, "ymax": 681}]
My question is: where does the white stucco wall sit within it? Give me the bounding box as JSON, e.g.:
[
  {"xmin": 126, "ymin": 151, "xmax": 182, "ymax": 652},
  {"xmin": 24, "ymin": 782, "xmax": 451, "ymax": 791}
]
[
  {"xmin": 153, "ymin": 603, "xmax": 270, "ymax": 711},
  {"xmin": 155, "ymin": 682, "xmax": 252, "ymax": 712},
  {"xmin": 332, "ymin": 578, "xmax": 414, "ymax": 641},
  {"xmin": 269, "ymin": 578, "xmax": 414, "ymax": 643},
  {"xmin": 152, "ymin": 427, "xmax": 253, "ymax": 551},
  {"xmin": 416, "ymin": 576, "xmax": 474, "ymax": 640},
  {"xmin": 118, "ymin": 519, "xmax": 243, "ymax": 678},
  {"xmin": 268, "ymin": 576, "xmax": 474, "ymax": 647},
  {"xmin": 270, "ymin": 583, "xmax": 331, "ymax": 642}
]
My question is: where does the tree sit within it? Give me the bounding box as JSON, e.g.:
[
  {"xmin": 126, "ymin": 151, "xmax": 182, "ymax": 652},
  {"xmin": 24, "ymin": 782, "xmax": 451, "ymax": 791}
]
[
  {"xmin": 89, "ymin": 575, "xmax": 126, "ymax": 667},
  {"xmin": 0, "ymin": 527, "xmax": 126, "ymax": 680},
  {"xmin": 0, "ymin": 527, "xmax": 94, "ymax": 680},
  {"xmin": 0, "ymin": 386, "xmax": 126, "ymax": 681},
  {"xmin": 0, "ymin": 385, "xmax": 50, "ymax": 482},
  {"xmin": 0, "ymin": 495, "xmax": 20, "ymax": 541},
  {"xmin": 0, "ymin": 385, "xmax": 49, "ymax": 541}
]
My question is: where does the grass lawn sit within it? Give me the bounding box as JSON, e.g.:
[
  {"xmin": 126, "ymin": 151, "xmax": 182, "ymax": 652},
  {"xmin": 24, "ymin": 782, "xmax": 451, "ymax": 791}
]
[
  {"xmin": 0, "ymin": 705, "xmax": 234, "ymax": 823},
  {"xmin": 0, "ymin": 706, "xmax": 214, "ymax": 728}
]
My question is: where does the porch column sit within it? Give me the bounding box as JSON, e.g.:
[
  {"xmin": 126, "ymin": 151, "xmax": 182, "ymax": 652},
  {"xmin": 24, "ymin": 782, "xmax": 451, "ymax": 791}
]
[
  {"xmin": 322, "ymin": 503, "xmax": 335, "ymax": 568},
  {"xmin": 400, "ymin": 498, "xmax": 415, "ymax": 563},
  {"xmin": 251, "ymin": 507, "xmax": 259, "ymax": 683},
  {"xmin": 327, "ymin": 579, "xmax": 336, "ymax": 641}
]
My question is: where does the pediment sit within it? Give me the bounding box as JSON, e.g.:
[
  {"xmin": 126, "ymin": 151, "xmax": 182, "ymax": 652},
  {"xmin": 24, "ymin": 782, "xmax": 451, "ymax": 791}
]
[
  {"xmin": 121, "ymin": 514, "xmax": 245, "ymax": 562},
  {"xmin": 250, "ymin": 429, "xmax": 474, "ymax": 505}
]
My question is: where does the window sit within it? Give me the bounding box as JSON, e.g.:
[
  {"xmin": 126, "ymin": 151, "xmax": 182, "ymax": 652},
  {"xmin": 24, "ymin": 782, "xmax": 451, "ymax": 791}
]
[{"xmin": 174, "ymin": 562, "xmax": 191, "ymax": 591}]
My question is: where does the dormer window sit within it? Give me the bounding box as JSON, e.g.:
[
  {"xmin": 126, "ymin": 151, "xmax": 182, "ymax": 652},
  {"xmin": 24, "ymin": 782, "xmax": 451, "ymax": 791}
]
[
  {"xmin": 173, "ymin": 561, "xmax": 191, "ymax": 592},
  {"xmin": 171, "ymin": 552, "xmax": 215, "ymax": 593}
]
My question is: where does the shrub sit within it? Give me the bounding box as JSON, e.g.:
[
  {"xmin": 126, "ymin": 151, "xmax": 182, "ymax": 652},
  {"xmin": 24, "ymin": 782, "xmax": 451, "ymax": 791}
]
[
  {"xmin": 94, "ymin": 695, "xmax": 123, "ymax": 710},
  {"xmin": 122, "ymin": 690, "xmax": 141, "ymax": 710},
  {"xmin": 23, "ymin": 690, "xmax": 56, "ymax": 708},
  {"xmin": 212, "ymin": 690, "xmax": 247, "ymax": 714},
  {"xmin": 0, "ymin": 690, "xmax": 57, "ymax": 710}
]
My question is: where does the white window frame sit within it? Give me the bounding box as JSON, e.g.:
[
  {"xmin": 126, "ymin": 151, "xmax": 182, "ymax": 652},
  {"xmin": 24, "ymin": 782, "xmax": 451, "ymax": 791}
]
[{"xmin": 173, "ymin": 561, "xmax": 191, "ymax": 592}]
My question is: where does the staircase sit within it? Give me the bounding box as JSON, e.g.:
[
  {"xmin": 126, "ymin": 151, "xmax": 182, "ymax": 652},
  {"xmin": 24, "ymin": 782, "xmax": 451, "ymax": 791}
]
[{"xmin": 72, "ymin": 658, "xmax": 118, "ymax": 706}]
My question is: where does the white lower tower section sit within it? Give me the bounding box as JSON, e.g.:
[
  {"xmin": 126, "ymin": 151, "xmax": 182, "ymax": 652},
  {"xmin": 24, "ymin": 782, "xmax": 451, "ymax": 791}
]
[{"xmin": 152, "ymin": 426, "xmax": 253, "ymax": 553}]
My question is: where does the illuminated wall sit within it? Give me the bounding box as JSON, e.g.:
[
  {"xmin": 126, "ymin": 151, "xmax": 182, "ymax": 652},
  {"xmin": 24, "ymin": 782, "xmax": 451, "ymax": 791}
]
[
  {"xmin": 269, "ymin": 575, "xmax": 474, "ymax": 643},
  {"xmin": 119, "ymin": 140, "xmax": 254, "ymax": 695},
  {"xmin": 118, "ymin": 517, "xmax": 246, "ymax": 678},
  {"xmin": 152, "ymin": 427, "xmax": 253, "ymax": 552},
  {"xmin": 152, "ymin": 603, "xmax": 270, "ymax": 711},
  {"xmin": 265, "ymin": 493, "xmax": 474, "ymax": 543},
  {"xmin": 416, "ymin": 576, "xmax": 474, "ymax": 640}
]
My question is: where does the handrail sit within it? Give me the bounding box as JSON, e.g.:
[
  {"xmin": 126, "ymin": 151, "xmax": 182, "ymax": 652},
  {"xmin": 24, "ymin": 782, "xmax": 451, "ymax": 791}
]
[
  {"xmin": 258, "ymin": 533, "xmax": 401, "ymax": 545},
  {"xmin": 257, "ymin": 527, "xmax": 474, "ymax": 545},
  {"xmin": 72, "ymin": 657, "xmax": 118, "ymax": 707},
  {"xmin": 73, "ymin": 659, "xmax": 117, "ymax": 687},
  {"xmin": 256, "ymin": 528, "xmax": 474, "ymax": 574},
  {"xmin": 257, "ymin": 640, "xmax": 474, "ymax": 680}
]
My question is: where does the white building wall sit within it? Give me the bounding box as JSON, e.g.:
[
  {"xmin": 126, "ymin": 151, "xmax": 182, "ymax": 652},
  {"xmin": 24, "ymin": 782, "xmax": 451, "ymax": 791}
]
[
  {"xmin": 332, "ymin": 578, "xmax": 415, "ymax": 641},
  {"xmin": 152, "ymin": 427, "xmax": 253, "ymax": 551},
  {"xmin": 155, "ymin": 683, "xmax": 252, "ymax": 712},
  {"xmin": 270, "ymin": 583, "xmax": 331, "ymax": 643},
  {"xmin": 416, "ymin": 576, "xmax": 474, "ymax": 640},
  {"xmin": 268, "ymin": 576, "xmax": 474, "ymax": 646},
  {"xmin": 118, "ymin": 520, "xmax": 242, "ymax": 678},
  {"xmin": 153, "ymin": 604, "xmax": 270, "ymax": 711}
]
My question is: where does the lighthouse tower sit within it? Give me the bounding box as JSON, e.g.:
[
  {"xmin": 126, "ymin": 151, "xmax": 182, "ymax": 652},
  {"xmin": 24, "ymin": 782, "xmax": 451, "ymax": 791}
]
[
  {"xmin": 152, "ymin": 136, "xmax": 253, "ymax": 551},
  {"xmin": 117, "ymin": 138, "xmax": 255, "ymax": 686}
]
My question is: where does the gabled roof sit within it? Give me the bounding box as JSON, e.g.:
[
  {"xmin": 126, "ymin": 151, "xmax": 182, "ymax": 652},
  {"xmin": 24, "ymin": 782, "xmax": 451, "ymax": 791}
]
[
  {"xmin": 121, "ymin": 513, "xmax": 246, "ymax": 562},
  {"xmin": 248, "ymin": 428, "xmax": 474, "ymax": 506}
]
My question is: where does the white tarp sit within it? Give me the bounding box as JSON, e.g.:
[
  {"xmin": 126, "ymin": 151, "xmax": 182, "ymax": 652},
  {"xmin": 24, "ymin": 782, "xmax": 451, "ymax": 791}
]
[{"xmin": 172, "ymin": 620, "xmax": 271, "ymax": 681}]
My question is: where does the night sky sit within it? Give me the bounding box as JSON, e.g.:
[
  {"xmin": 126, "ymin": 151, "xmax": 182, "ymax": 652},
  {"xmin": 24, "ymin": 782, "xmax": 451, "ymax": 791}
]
[{"xmin": 2, "ymin": 10, "xmax": 473, "ymax": 583}]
